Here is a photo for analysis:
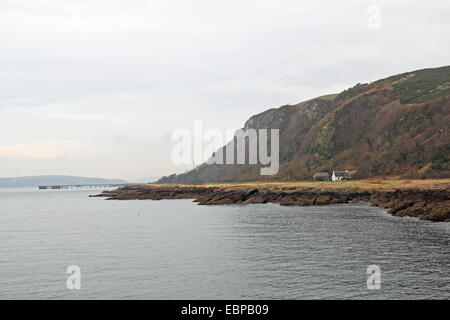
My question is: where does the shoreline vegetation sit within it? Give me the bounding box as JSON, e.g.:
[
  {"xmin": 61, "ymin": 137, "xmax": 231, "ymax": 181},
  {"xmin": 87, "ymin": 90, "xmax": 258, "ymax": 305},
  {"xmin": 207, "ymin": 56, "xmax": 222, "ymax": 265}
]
[{"xmin": 93, "ymin": 178, "xmax": 450, "ymax": 222}]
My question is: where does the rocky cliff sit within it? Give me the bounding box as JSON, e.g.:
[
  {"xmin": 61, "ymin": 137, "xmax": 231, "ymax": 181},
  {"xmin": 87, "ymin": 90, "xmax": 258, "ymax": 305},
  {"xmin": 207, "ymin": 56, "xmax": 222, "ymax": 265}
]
[{"xmin": 159, "ymin": 66, "xmax": 450, "ymax": 183}]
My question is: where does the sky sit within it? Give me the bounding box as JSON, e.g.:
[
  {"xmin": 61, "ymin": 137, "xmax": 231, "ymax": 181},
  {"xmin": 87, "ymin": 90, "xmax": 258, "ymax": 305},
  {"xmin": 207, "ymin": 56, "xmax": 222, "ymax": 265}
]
[{"xmin": 0, "ymin": 0, "xmax": 449, "ymax": 180}]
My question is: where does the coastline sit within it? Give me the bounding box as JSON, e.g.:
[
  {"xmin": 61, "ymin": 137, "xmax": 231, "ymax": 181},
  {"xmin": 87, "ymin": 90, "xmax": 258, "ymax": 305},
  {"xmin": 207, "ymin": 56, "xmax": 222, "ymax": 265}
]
[{"xmin": 92, "ymin": 179, "xmax": 450, "ymax": 222}]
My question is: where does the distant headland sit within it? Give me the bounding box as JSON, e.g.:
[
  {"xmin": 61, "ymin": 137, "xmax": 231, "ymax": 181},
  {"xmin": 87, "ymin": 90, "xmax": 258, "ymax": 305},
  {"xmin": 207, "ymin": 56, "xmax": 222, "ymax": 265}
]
[{"xmin": 0, "ymin": 175, "xmax": 127, "ymax": 188}]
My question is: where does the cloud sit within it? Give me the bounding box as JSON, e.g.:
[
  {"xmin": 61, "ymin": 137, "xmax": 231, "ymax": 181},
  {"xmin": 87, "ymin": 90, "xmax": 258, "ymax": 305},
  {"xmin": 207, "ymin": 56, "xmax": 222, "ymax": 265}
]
[
  {"xmin": 0, "ymin": 140, "xmax": 98, "ymax": 159},
  {"xmin": 0, "ymin": 0, "xmax": 449, "ymax": 178}
]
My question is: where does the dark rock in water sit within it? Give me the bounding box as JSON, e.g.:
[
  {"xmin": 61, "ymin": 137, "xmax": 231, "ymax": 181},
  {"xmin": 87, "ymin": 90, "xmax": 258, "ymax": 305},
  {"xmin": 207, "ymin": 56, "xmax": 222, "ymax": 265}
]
[
  {"xmin": 94, "ymin": 184, "xmax": 450, "ymax": 222},
  {"xmin": 370, "ymin": 189, "xmax": 450, "ymax": 222}
]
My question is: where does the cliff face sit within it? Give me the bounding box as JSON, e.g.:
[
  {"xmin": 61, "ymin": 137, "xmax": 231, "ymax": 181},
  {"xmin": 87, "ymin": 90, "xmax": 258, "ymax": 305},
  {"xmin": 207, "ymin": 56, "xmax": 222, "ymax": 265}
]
[{"xmin": 160, "ymin": 66, "xmax": 450, "ymax": 183}]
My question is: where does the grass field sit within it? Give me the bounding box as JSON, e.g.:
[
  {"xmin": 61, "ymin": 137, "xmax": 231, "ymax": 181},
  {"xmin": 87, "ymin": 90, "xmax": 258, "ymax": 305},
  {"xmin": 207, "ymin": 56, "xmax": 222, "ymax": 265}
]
[{"xmin": 195, "ymin": 178, "xmax": 450, "ymax": 192}]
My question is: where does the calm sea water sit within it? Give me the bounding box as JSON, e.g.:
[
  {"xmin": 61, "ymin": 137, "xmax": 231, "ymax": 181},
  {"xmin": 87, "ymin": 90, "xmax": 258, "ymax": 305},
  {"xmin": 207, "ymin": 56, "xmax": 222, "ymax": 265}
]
[{"xmin": 0, "ymin": 187, "xmax": 448, "ymax": 299}]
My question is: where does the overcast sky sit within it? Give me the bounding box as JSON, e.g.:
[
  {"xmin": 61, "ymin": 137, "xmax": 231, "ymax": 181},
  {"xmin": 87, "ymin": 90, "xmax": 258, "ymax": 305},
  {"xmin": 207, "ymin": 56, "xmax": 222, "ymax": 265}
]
[{"xmin": 0, "ymin": 0, "xmax": 449, "ymax": 180}]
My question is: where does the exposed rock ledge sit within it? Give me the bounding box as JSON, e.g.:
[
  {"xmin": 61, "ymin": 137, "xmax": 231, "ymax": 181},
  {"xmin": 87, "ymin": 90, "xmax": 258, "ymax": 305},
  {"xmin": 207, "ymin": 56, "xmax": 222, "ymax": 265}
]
[{"xmin": 92, "ymin": 185, "xmax": 450, "ymax": 222}]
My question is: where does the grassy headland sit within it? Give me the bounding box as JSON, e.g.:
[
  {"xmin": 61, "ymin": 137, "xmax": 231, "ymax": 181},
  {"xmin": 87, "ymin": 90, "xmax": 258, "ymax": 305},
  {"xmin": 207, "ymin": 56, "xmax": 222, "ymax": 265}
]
[
  {"xmin": 201, "ymin": 178, "xmax": 450, "ymax": 191},
  {"xmin": 95, "ymin": 178, "xmax": 450, "ymax": 222}
]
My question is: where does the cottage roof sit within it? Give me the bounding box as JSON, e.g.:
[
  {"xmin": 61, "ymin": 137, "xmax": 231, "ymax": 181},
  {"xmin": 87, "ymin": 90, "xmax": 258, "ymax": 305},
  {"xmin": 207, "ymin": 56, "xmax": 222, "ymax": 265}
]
[{"xmin": 333, "ymin": 170, "xmax": 349, "ymax": 177}]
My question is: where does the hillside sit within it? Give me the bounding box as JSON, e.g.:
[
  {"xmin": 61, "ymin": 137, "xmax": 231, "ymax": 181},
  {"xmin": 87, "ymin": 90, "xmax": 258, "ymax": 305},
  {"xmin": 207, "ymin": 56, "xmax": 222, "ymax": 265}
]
[
  {"xmin": 159, "ymin": 66, "xmax": 450, "ymax": 183},
  {"xmin": 0, "ymin": 175, "xmax": 127, "ymax": 188}
]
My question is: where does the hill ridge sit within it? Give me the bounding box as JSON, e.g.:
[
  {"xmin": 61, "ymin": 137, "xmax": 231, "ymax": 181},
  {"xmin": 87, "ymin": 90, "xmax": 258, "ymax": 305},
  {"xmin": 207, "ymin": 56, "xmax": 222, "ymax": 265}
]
[{"xmin": 159, "ymin": 66, "xmax": 450, "ymax": 183}]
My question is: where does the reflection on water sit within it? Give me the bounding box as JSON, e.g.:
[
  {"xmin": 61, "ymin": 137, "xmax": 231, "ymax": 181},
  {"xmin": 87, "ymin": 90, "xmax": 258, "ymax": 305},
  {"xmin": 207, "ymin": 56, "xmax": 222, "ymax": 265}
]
[{"xmin": 0, "ymin": 188, "xmax": 448, "ymax": 299}]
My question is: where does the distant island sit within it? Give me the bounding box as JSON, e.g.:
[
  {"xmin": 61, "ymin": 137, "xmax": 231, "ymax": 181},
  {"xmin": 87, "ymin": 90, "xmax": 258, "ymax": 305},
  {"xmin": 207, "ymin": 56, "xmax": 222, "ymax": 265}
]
[{"xmin": 0, "ymin": 175, "xmax": 128, "ymax": 188}]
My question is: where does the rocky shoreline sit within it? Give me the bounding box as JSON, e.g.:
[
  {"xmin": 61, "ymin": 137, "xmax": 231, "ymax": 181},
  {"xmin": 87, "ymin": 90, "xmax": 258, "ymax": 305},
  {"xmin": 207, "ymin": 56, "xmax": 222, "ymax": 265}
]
[{"xmin": 92, "ymin": 183, "xmax": 450, "ymax": 222}]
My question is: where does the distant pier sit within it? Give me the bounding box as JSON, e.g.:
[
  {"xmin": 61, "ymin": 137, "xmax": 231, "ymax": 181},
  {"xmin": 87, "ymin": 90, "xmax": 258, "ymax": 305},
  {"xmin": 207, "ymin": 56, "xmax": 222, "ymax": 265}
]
[{"xmin": 38, "ymin": 184, "xmax": 129, "ymax": 190}]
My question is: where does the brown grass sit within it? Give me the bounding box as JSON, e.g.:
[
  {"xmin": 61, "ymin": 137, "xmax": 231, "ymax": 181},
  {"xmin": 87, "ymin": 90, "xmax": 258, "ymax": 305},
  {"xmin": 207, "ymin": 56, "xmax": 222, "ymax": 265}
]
[{"xmin": 152, "ymin": 178, "xmax": 450, "ymax": 192}]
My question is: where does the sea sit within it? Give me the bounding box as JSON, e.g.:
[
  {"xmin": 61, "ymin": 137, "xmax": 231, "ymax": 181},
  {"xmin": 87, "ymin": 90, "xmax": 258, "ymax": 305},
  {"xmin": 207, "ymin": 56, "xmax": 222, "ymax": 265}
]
[{"xmin": 0, "ymin": 187, "xmax": 448, "ymax": 299}]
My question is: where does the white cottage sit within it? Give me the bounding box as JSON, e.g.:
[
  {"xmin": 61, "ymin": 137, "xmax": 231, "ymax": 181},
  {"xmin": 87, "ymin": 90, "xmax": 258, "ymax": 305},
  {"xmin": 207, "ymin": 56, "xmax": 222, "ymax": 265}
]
[{"xmin": 331, "ymin": 170, "xmax": 350, "ymax": 181}]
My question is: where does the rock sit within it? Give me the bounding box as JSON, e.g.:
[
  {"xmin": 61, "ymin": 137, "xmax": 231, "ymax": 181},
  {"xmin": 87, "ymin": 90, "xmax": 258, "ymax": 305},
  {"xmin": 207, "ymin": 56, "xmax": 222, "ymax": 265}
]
[
  {"xmin": 314, "ymin": 195, "xmax": 333, "ymax": 205},
  {"xmin": 93, "ymin": 184, "xmax": 450, "ymax": 222},
  {"xmin": 242, "ymin": 196, "xmax": 266, "ymax": 204}
]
